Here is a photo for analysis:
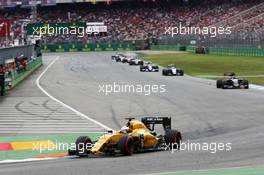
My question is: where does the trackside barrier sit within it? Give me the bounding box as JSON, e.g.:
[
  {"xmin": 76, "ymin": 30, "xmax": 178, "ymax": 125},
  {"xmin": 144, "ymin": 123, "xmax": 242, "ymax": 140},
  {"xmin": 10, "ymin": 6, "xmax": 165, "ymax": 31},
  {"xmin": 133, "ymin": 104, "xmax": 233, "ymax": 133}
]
[
  {"xmin": 0, "ymin": 45, "xmax": 35, "ymax": 65},
  {"xmin": 151, "ymin": 45, "xmax": 186, "ymax": 51},
  {"xmin": 5, "ymin": 57, "xmax": 43, "ymax": 92},
  {"xmin": 41, "ymin": 43, "xmax": 134, "ymax": 52},
  {"xmin": 12, "ymin": 57, "xmax": 43, "ymax": 88},
  {"xmin": 186, "ymin": 45, "xmax": 196, "ymax": 53},
  {"xmin": 151, "ymin": 44, "xmax": 264, "ymax": 57}
]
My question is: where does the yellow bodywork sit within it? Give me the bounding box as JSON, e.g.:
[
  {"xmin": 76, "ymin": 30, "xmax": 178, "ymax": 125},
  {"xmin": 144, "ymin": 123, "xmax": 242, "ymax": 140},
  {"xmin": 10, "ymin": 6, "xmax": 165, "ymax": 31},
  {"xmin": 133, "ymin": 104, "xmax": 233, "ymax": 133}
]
[{"xmin": 91, "ymin": 119, "xmax": 159, "ymax": 154}]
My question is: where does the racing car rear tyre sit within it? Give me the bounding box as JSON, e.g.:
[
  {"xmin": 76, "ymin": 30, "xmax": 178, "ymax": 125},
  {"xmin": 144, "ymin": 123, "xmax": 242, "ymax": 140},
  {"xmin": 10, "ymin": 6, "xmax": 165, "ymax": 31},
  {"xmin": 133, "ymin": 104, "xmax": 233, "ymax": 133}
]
[
  {"xmin": 117, "ymin": 136, "xmax": 135, "ymax": 156},
  {"xmin": 165, "ymin": 130, "xmax": 182, "ymax": 150},
  {"xmin": 75, "ymin": 136, "xmax": 92, "ymax": 156},
  {"xmin": 224, "ymin": 72, "xmax": 235, "ymax": 76}
]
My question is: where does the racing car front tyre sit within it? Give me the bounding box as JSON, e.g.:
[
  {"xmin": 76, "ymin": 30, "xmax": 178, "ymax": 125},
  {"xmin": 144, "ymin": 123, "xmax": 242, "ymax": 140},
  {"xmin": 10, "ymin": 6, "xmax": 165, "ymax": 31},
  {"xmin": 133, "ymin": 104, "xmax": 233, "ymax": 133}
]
[
  {"xmin": 165, "ymin": 130, "xmax": 182, "ymax": 150},
  {"xmin": 117, "ymin": 136, "xmax": 135, "ymax": 156},
  {"xmin": 68, "ymin": 149, "xmax": 77, "ymax": 156},
  {"xmin": 179, "ymin": 70, "xmax": 184, "ymax": 76},
  {"xmin": 243, "ymin": 80, "xmax": 249, "ymax": 89},
  {"xmin": 162, "ymin": 70, "xmax": 168, "ymax": 76},
  {"xmin": 75, "ymin": 136, "xmax": 92, "ymax": 156},
  {"xmin": 222, "ymin": 80, "xmax": 230, "ymax": 89},
  {"xmin": 216, "ymin": 80, "xmax": 223, "ymax": 88}
]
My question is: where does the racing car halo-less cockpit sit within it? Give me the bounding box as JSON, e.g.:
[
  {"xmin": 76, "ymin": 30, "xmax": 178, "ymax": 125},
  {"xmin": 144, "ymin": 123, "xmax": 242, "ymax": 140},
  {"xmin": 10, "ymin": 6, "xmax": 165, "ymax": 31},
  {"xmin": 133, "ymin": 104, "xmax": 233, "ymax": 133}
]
[
  {"xmin": 140, "ymin": 62, "xmax": 159, "ymax": 72},
  {"xmin": 162, "ymin": 64, "xmax": 184, "ymax": 76},
  {"xmin": 216, "ymin": 72, "xmax": 249, "ymax": 89}
]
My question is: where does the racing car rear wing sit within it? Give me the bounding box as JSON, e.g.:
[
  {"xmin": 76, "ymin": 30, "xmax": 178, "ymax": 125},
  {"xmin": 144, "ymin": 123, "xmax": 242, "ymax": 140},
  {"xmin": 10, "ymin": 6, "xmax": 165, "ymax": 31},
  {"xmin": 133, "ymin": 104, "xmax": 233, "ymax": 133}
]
[{"xmin": 141, "ymin": 117, "xmax": 171, "ymax": 132}]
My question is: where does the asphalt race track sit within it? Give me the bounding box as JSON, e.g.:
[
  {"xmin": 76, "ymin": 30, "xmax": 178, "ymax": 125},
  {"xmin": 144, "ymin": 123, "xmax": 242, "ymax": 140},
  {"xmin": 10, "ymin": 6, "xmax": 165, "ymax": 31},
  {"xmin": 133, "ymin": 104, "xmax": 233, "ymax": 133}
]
[{"xmin": 0, "ymin": 52, "xmax": 264, "ymax": 175}]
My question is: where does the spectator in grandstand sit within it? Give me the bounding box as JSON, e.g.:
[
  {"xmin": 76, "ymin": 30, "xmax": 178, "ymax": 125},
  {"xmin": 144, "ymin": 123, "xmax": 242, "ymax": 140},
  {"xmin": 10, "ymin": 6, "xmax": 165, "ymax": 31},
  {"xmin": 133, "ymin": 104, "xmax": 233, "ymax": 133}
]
[
  {"xmin": 0, "ymin": 64, "xmax": 5, "ymax": 96},
  {"xmin": 1, "ymin": 0, "xmax": 264, "ymax": 44}
]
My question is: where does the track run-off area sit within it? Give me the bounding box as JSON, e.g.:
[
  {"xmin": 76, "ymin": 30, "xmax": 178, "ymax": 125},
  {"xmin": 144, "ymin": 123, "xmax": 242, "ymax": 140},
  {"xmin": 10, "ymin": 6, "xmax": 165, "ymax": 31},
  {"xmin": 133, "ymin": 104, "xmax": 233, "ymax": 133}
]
[{"xmin": 0, "ymin": 52, "xmax": 264, "ymax": 175}]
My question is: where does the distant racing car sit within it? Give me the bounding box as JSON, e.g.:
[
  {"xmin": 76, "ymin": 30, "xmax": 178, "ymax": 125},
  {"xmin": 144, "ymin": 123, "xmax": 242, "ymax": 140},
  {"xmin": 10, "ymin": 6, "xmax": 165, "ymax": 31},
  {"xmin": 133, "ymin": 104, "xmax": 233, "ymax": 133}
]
[
  {"xmin": 162, "ymin": 64, "xmax": 184, "ymax": 76},
  {"xmin": 68, "ymin": 117, "xmax": 182, "ymax": 157},
  {"xmin": 121, "ymin": 56, "xmax": 134, "ymax": 63},
  {"xmin": 112, "ymin": 54, "xmax": 126, "ymax": 62},
  {"xmin": 140, "ymin": 62, "xmax": 159, "ymax": 72},
  {"xmin": 111, "ymin": 54, "xmax": 119, "ymax": 60},
  {"xmin": 128, "ymin": 58, "xmax": 144, "ymax": 65},
  {"xmin": 216, "ymin": 72, "xmax": 249, "ymax": 89}
]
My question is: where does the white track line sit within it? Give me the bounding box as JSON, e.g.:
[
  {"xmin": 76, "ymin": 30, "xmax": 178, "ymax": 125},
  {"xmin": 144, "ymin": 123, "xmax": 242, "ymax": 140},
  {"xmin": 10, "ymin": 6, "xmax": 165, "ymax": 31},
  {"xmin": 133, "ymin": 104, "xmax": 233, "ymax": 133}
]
[
  {"xmin": 36, "ymin": 56, "xmax": 112, "ymax": 131},
  {"xmin": 0, "ymin": 56, "xmax": 111, "ymax": 164},
  {"xmin": 0, "ymin": 158, "xmax": 57, "ymax": 164}
]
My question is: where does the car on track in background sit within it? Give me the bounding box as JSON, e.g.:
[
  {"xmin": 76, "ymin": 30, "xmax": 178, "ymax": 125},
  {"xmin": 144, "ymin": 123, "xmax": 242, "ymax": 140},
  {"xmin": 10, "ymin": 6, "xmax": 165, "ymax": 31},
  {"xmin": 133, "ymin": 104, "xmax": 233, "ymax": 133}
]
[
  {"xmin": 162, "ymin": 64, "xmax": 184, "ymax": 76},
  {"xmin": 128, "ymin": 58, "xmax": 144, "ymax": 65},
  {"xmin": 140, "ymin": 62, "xmax": 159, "ymax": 72},
  {"xmin": 68, "ymin": 117, "xmax": 182, "ymax": 157},
  {"xmin": 216, "ymin": 72, "xmax": 249, "ymax": 89},
  {"xmin": 121, "ymin": 55, "xmax": 134, "ymax": 63},
  {"xmin": 112, "ymin": 54, "xmax": 127, "ymax": 62},
  {"xmin": 111, "ymin": 54, "xmax": 120, "ymax": 60}
]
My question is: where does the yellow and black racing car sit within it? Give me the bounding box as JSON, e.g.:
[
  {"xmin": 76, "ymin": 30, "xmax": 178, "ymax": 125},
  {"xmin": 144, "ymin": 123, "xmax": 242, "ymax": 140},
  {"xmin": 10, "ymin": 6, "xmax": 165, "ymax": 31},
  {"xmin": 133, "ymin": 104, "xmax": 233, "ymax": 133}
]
[{"xmin": 68, "ymin": 117, "xmax": 182, "ymax": 157}]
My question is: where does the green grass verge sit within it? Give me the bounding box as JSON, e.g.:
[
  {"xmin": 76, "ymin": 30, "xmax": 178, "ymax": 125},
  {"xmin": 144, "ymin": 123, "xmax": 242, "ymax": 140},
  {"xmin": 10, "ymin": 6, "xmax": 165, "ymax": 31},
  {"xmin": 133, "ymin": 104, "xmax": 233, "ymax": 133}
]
[
  {"xmin": 0, "ymin": 132, "xmax": 102, "ymax": 160},
  {"xmin": 143, "ymin": 53, "xmax": 264, "ymax": 85}
]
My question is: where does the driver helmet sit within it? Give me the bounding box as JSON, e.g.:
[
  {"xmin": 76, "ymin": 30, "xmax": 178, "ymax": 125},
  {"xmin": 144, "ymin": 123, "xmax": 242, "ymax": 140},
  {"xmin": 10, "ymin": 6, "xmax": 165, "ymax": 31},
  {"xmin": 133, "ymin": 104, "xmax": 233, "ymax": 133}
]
[{"xmin": 120, "ymin": 126, "xmax": 130, "ymax": 133}]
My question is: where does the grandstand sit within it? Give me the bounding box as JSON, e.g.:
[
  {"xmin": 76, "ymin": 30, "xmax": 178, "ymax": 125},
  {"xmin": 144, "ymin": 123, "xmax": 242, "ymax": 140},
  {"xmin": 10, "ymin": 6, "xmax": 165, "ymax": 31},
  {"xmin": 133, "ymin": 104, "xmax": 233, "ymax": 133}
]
[{"xmin": 0, "ymin": 0, "xmax": 264, "ymax": 49}]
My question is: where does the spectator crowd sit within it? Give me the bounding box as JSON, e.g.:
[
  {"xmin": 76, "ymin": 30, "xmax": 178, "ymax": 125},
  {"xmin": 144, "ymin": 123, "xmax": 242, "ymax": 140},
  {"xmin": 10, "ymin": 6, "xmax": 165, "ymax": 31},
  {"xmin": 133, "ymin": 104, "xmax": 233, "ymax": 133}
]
[{"xmin": 0, "ymin": 0, "xmax": 264, "ymax": 47}]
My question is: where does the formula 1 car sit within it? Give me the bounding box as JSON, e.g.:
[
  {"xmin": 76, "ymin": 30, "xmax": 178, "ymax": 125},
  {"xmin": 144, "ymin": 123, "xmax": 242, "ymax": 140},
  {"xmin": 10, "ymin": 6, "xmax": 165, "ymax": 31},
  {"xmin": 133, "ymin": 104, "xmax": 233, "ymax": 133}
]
[
  {"xmin": 112, "ymin": 54, "xmax": 126, "ymax": 62},
  {"xmin": 216, "ymin": 72, "xmax": 249, "ymax": 89},
  {"xmin": 162, "ymin": 64, "xmax": 184, "ymax": 76},
  {"xmin": 140, "ymin": 62, "xmax": 159, "ymax": 72},
  {"xmin": 121, "ymin": 56, "xmax": 134, "ymax": 63},
  {"xmin": 128, "ymin": 58, "xmax": 144, "ymax": 65},
  {"xmin": 111, "ymin": 54, "xmax": 120, "ymax": 60},
  {"xmin": 68, "ymin": 117, "xmax": 182, "ymax": 157}
]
